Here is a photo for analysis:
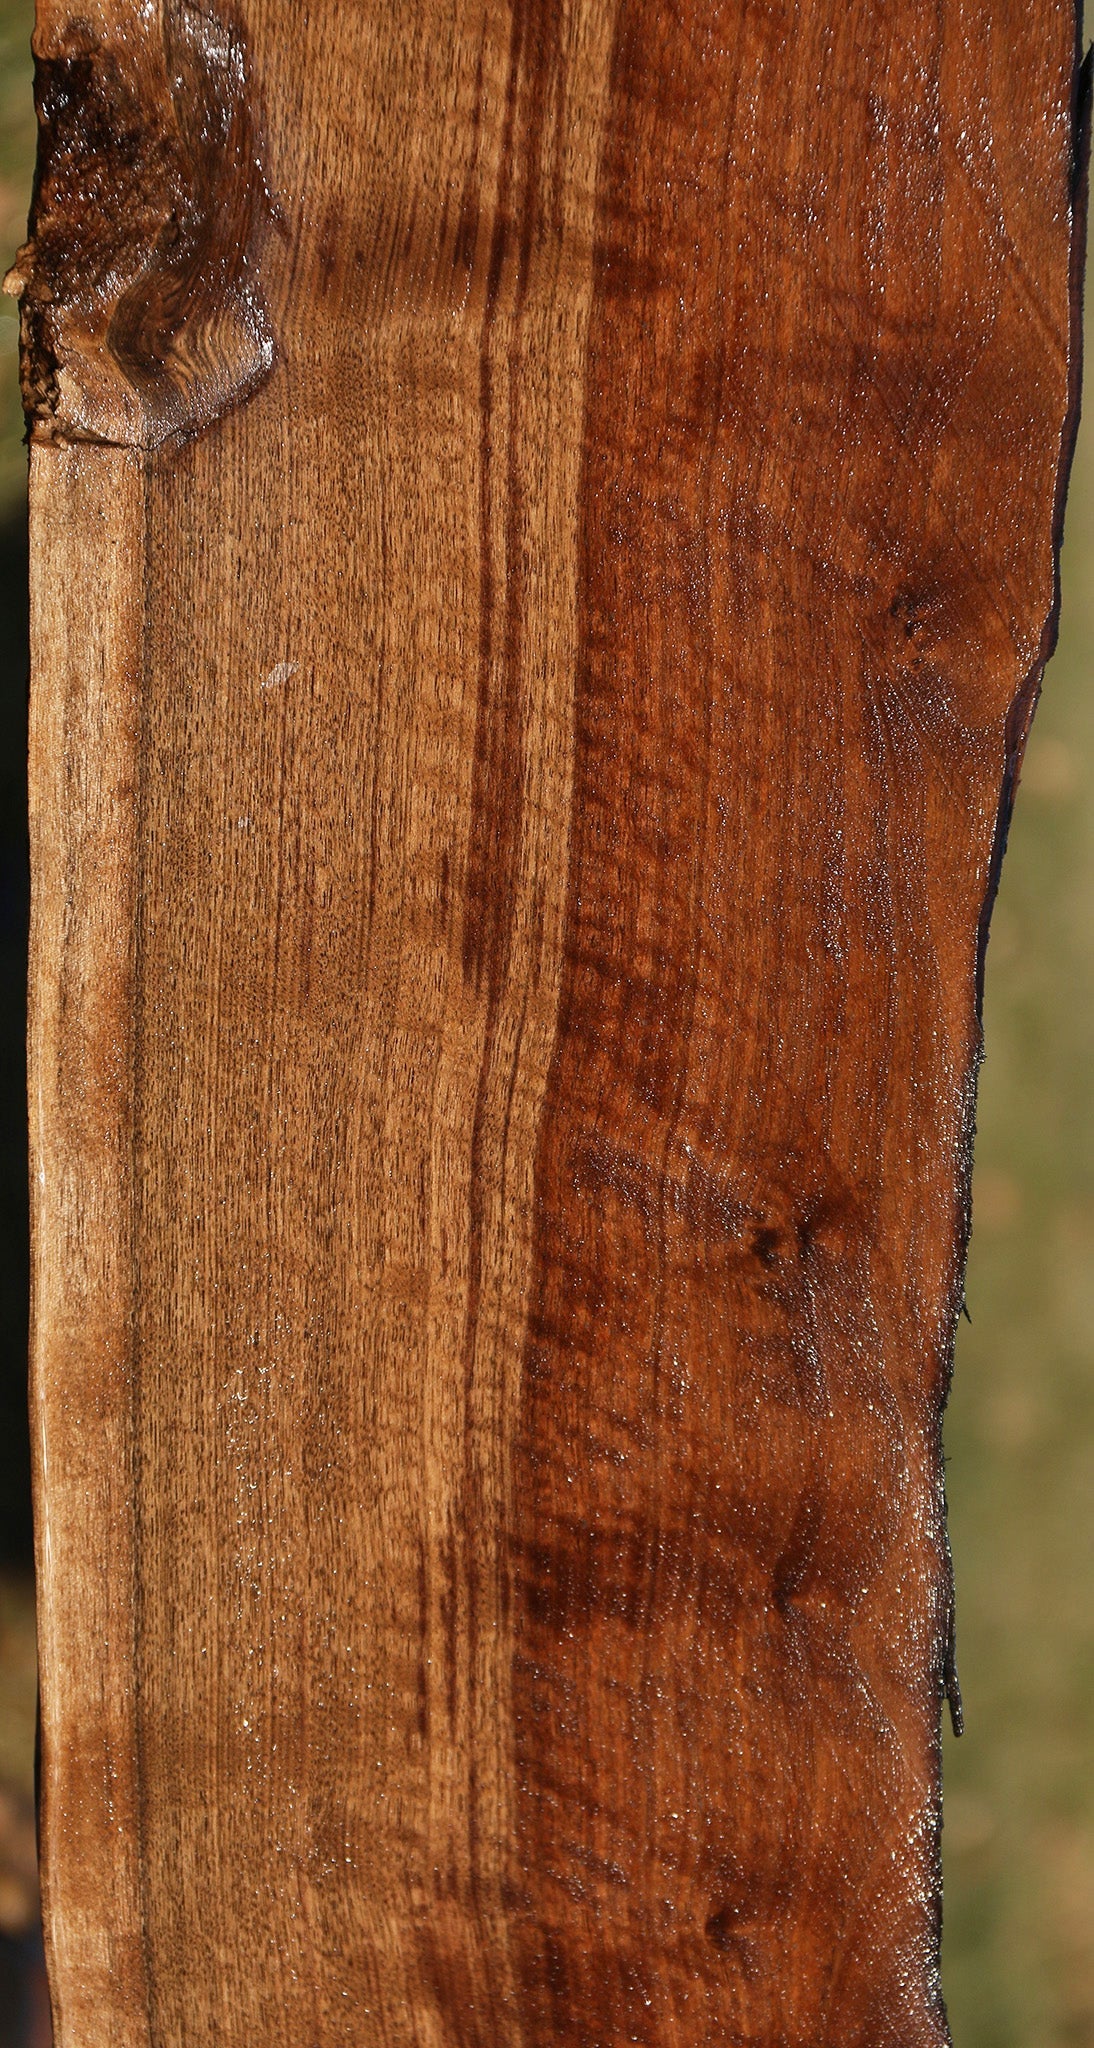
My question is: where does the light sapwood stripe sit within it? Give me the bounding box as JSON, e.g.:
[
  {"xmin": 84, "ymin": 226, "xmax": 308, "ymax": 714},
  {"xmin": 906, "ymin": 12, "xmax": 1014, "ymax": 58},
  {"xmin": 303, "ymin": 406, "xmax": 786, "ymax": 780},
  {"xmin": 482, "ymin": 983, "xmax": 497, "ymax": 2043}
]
[
  {"xmin": 25, "ymin": 2, "xmax": 617, "ymax": 2041},
  {"xmin": 29, "ymin": 444, "xmax": 151, "ymax": 2045}
]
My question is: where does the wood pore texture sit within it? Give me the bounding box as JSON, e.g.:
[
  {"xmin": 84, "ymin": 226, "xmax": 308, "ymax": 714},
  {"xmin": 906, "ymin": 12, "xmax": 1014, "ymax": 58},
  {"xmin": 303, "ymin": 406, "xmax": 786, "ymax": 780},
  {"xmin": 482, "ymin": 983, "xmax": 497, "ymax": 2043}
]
[{"xmin": 21, "ymin": 1, "xmax": 1085, "ymax": 2043}]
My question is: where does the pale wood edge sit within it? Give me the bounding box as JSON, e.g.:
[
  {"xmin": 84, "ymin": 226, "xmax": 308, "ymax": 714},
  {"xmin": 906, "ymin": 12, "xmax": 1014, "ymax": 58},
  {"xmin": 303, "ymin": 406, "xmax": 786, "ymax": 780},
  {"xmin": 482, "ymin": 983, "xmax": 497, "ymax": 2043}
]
[{"xmin": 29, "ymin": 442, "xmax": 153, "ymax": 2047}]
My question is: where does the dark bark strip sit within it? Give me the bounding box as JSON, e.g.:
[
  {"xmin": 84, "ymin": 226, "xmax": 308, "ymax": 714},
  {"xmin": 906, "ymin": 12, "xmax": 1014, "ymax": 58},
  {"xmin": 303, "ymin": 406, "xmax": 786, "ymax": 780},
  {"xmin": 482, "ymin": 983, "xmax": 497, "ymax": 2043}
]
[{"xmin": 511, "ymin": 4, "xmax": 1085, "ymax": 2042}]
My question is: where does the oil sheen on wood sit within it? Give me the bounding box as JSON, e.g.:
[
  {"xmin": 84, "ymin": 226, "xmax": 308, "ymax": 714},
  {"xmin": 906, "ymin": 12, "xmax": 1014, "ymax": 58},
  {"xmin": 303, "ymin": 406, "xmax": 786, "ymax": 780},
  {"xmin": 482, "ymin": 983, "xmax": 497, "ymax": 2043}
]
[{"xmin": 20, "ymin": 2, "xmax": 1085, "ymax": 2043}]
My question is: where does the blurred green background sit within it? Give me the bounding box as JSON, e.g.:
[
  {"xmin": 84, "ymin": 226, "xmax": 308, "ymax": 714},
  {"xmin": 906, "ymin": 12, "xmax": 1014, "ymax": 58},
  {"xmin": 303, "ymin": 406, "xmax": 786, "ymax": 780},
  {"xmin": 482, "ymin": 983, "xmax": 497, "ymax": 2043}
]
[
  {"xmin": 941, "ymin": 280, "xmax": 1094, "ymax": 2045},
  {"xmin": 0, "ymin": 4, "xmax": 1089, "ymax": 2043}
]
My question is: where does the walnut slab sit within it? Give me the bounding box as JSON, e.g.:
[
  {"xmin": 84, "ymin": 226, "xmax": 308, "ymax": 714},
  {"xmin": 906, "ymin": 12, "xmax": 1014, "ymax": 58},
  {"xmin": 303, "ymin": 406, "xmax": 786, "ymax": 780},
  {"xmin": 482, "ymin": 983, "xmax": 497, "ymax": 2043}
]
[{"xmin": 19, "ymin": 1, "xmax": 1086, "ymax": 2043}]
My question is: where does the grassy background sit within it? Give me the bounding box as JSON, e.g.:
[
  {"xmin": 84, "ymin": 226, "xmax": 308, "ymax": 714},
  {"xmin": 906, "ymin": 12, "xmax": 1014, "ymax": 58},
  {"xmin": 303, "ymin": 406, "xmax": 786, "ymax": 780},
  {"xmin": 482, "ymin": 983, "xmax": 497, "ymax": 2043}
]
[
  {"xmin": 0, "ymin": 0, "xmax": 32, "ymax": 508},
  {"xmin": 941, "ymin": 289, "xmax": 1094, "ymax": 2044},
  {"xmin": 0, "ymin": 5, "xmax": 1090, "ymax": 2041}
]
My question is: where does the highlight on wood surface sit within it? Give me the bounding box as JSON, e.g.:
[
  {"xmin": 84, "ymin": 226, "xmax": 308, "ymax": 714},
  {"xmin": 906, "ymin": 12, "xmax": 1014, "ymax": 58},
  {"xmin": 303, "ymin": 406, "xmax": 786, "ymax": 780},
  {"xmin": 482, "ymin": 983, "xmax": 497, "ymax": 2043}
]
[{"xmin": 20, "ymin": 2, "xmax": 1087, "ymax": 2042}]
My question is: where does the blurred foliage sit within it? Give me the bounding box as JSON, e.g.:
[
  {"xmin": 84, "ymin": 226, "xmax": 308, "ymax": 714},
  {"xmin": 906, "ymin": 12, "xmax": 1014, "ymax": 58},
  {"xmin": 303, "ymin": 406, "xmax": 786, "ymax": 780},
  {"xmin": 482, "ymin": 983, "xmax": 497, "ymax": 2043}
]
[
  {"xmin": 0, "ymin": 0, "xmax": 31, "ymax": 522},
  {"xmin": 943, "ymin": 321, "xmax": 1094, "ymax": 2043},
  {"xmin": 0, "ymin": 3, "xmax": 1089, "ymax": 2042}
]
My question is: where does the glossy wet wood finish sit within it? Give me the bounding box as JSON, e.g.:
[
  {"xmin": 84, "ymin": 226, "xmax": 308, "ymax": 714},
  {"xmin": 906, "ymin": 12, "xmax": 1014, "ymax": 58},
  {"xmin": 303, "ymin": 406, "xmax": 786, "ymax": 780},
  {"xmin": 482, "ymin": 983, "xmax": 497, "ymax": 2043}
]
[{"xmin": 22, "ymin": 2, "xmax": 1085, "ymax": 2042}]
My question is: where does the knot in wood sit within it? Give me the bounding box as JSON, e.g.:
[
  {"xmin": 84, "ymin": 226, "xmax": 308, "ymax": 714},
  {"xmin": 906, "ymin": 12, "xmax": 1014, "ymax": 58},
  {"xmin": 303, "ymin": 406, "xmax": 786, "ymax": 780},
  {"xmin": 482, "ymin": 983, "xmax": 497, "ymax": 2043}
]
[{"xmin": 5, "ymin": 1, "xmax": 277, "ymax": 449}]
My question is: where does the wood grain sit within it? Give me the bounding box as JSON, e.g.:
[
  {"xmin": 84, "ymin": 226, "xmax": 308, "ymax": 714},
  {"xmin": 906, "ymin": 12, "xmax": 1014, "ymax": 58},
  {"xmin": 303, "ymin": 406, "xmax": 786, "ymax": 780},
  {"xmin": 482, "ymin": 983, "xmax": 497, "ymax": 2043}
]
[{"xmin": 21, "ymin": 2, "xmax": 1085, "ymax": 2043}]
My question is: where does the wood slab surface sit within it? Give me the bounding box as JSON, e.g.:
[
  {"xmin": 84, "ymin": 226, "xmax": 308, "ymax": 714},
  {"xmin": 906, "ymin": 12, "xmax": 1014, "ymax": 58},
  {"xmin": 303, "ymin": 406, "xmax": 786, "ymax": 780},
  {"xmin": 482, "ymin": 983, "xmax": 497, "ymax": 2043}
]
[{"xmin": 16, "ymin": 1, "xmax": 1086, "ymax": 2041}]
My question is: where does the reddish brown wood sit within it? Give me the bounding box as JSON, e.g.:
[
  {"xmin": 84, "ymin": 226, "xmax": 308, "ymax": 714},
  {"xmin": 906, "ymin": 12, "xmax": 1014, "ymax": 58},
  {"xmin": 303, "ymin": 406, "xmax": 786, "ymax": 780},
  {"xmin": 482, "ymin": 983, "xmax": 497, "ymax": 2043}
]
[
  {"xmin": 17, "ymin": 2, "xmax": 1085, "ymax": 2043},
  {"xmin": 509, "ymin": 13, "xmax": 1086, "ymax": 2040}
]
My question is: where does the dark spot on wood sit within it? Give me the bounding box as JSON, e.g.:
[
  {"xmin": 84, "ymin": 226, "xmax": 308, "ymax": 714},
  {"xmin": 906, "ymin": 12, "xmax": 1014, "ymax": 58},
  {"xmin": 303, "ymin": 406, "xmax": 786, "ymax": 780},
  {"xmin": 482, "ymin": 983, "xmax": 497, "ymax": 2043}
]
[
  {"xmin": 890, "ymin": 590, "xmax": 925, "ymax": 639},
  {"xmin": 6, "ymin": 1, "xmax": 277, "ymax": 448},
  {"xmin": 704, "ymin": 1904, "xmax": 738, "ymax": 1950}
]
